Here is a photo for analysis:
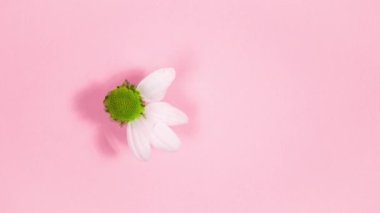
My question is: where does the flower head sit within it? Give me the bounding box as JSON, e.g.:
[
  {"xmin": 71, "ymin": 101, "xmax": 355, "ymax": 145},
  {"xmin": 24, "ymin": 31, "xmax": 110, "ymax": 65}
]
[{"xmin": 104, "ymin": 68, "xmax": 188, "ymax": 160}]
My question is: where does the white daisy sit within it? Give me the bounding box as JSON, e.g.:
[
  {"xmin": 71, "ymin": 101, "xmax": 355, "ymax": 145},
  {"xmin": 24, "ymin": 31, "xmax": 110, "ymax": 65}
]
[{"xmin": 103, "ymin": 68, "xmax": 188, "ymax": 160}]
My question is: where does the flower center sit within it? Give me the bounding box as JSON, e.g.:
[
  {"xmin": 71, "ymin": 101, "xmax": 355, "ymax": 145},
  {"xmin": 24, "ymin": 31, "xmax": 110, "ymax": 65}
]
[{"xmin": 103, "ymin": 81, "xmax": 145, "ymax": 124}]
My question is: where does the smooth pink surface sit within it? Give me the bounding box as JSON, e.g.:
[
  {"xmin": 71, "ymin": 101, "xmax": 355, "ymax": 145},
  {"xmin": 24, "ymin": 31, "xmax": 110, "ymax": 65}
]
[{"xmin": 1, "ymin": 0, "xmax": 379, "ymax": 212}]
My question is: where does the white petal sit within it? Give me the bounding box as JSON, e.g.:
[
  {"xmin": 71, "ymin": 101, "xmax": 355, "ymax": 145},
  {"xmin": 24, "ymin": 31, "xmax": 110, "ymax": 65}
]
[
  {"xmin": 146, "ymin": 120, "xmax": 181, "ymax": 151},
  {"xmin": 137, "ymin": 68, "xmax": 175, "ymax": 102},
  {"xmin": 127, "ymin": 120, "xmax": 151, "ymax": 160},
  {"xmin": 145, "ymin": 102, "xmax": 188, "ymax": 126}
]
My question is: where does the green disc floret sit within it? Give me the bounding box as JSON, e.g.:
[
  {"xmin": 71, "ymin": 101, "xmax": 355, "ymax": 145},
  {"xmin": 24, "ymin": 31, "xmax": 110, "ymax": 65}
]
[{"xmin": 103, "ymin": 81, "xmax": 145, "ymax": 124}]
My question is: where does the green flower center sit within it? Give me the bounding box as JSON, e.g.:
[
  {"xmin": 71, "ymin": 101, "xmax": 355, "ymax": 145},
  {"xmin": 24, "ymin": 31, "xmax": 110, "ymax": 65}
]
[{"xmin": 103, "ymin": 81, "xmax": 145, "ymax": 125}]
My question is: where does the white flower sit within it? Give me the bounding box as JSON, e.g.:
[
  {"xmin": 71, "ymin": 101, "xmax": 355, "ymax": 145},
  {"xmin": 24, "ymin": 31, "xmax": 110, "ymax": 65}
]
[{"xmin": 105, "ymin": 68, "xmax": 188, "ymax": 160}]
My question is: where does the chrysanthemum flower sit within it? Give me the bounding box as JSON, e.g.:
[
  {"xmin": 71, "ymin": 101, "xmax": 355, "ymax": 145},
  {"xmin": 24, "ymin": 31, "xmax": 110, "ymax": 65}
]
[{"xmin": 103, "ymin": 68, "xmax": 188, "ymax": 160}]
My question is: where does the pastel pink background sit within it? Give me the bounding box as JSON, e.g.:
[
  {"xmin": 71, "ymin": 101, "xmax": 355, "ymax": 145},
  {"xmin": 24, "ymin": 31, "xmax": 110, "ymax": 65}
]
[{"xmin": 1, "ymin": 0, "xmax": 379, "ymax": 212}]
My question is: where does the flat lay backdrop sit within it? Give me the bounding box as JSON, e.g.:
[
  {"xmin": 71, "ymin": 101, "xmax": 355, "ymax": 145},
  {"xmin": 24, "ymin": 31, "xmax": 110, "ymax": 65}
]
[{"xmin": 0, "ymin": 0, "xmax": 379, "ymax": 212}]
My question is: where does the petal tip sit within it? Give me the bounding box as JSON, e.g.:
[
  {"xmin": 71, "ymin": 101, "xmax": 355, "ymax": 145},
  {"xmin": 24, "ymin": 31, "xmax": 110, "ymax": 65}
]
[
  {"xmin": 160, "ymin": 67, "xmax": 176, "ymax": 80},
  {"xmin": 137, "ymin": 68, "xmax": 176, "ymax": 102}
]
